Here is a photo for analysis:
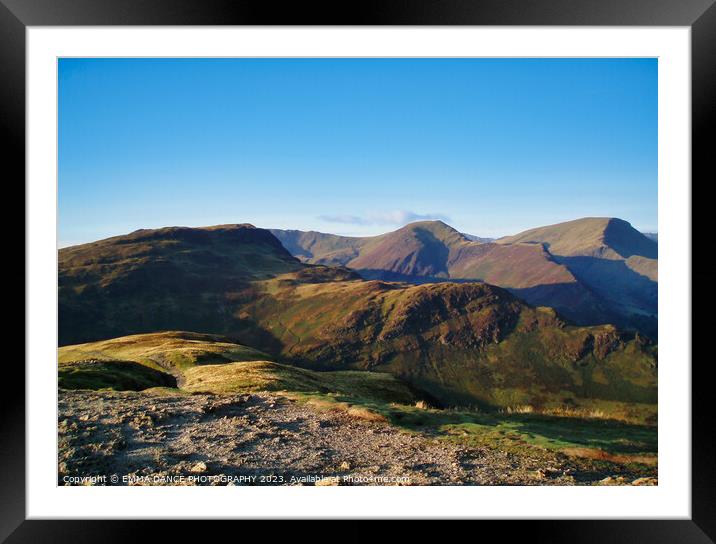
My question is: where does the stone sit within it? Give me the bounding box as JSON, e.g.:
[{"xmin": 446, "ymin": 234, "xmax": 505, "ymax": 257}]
[
  {"xmin": 599, "ymin": 475, "xmax": 628, "ymax": 485},
  {"xmin": 315, "ymin": 477, "xmax": 340, "ymax": 486},
  {"xmin": 190, "ymin": 461, "xmax": 208, "ymax": 473},
  {"xmin": 632, "ymin": 477, "xmax": 658, "ymax": 486}
]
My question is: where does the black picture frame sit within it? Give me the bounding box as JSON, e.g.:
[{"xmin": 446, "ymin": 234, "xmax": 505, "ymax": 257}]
[{"xmin": 6, "ymin": 0, "xmax": 714, "ymax": 540}]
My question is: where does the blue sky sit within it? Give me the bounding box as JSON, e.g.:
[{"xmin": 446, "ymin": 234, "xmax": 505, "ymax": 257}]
[{"xmin": 59, "ymin": 58, "xmax": 657, "ymax": 246}]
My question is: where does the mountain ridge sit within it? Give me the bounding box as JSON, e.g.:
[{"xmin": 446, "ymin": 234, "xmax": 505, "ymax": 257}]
[
  {"xmin": 272, "ymin": 217, "xmax": 657, "ymax": 336},
  {"xmin": 58, "ymin": 222, "xmax": 657, "ymax": 410},
  {"xmin": 497, "ymin": 217, "xmax": 657, "ymax": 260}
]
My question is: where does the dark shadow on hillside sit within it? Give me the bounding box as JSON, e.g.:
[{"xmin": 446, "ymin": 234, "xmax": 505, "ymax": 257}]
[
  {"xmin": 604, "ymin": 219, "xmax": 658, "ymax": 259},
  {"xmin": 507, "ymin": 282, "xmax": 614, "ymax": 323},
  {"xmin": 58, "ymin": 359, "xmax": 177, "ymax": 391},
  {"xmin": 555, "ymin": 256, "xmax": 657, "ymax": 314},
  {"xmin": 509, "ymin": 280, "xmax": 658, "ymax": 340},
  {"xmin": 382, "ymin": 404, "xmax": 657, "ymax": 454},
  {"xmin": 354, "ymin": 269, "xmax": 657, "ymax": 339},
  {"xmin": 411, "ymin": 227, "xmax": 451, "ymax": 276},
  {"xmin": 355, "ymin": 269, "xmax": 480, "ymax": 284},
  {"xmin": 491, "ymin": 414, "xmax": 658, "ymax": 454},
  {"xmin": 59, "ymin": 292, "xmax": 289, "ymax": 354}
]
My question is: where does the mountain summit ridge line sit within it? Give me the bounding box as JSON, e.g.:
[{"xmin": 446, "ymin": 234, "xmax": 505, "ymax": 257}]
[
  {"xmin": 270, "ymin": 217, "xmax": 657, "ymax": 337},
  {"xmin": 57, "ymin": 219, "xmax": 657, "ymax": 409}
]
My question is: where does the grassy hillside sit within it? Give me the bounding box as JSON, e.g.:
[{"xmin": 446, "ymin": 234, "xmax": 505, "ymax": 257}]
[
  {"xmin": 269, "ymin": 229, "xmax": 366, "ymax": 265},
  {"xmin": 59, "ymin": 225, "xmax": 657, "ymax": 411},
  {"xmin": 58, "ymin": 359, "xmax": 176, "ymax": 391},
  {"xmin": 182, "ymin": 361, "xmax": 417, "ymax": 404},
  {"xmin": 58, "ymin": 331, "xmax": 272, "ymax": 372},
  {"xmin": 497, "ymin": 217, "xmax": 657, "ymax": 259},
  {"xmin": 58, "ymin": 331, "xmax": 657, "ymax": 476},
  {"xmin": 58, "ymin": 332, "xmax": 419, "ymax": 406},
  {"xmin": 59, "ymin": 224, "xmax": 303, "ymax": 345},
  {"xmin": 347, "ymin": 221, "xmax": 466, "ymax": 277},
  {"xmin": 239, "ymin": 272, "xmax": 657, "ymax": 409}
]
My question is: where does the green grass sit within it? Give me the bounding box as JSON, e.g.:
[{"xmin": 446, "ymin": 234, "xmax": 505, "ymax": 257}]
[
  {"xmin": 58, "ymin": 332, "xmax": 418, "ymax": 406},
  {"xmin": 181, "ymin": 360, "xmax": 416, "ymax": 404},
  {"xmin": 438, "ymin": 414, "xmax": 656, "ymax": 456},
  {"xmin": 58, "ymin": 331, "xmax": 271, "ymax": 373},
  {"xmin": 58, "ymin": 360, "xmax": 175, "ymax": 391},
  {"xmin": 141, "ymin": 386, "xmax": 191, "ymax": 397},
  {"xmin": 234, "ymin": 275, "xmax": 657, "ymax": 413},
  {"xmin": 59, "ymin": 222, "xmax": 657, "ymax": 413},
  {"xmin": 286, "ymin": 390, "xmax": 656, "ymax": 467},
  {"xmin": 58, "ymin": 331, "xmax": 657, "ymax": 471}
]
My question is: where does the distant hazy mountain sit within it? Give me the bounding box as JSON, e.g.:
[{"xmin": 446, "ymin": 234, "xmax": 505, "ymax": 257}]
[
  {"xmin": 58, "ymin": 223, "xmax": 656, "ymax": 409},
  {"xmin": 272, "ymin": 217, "xmax": 657, "ymax": 337},
  {"xmin": 462, "ymin": 233, "xmax": 495, "ymax": 243},
  {"xmin": 642, "ymin": 232, "xmax": 658, "ymax": 243}
]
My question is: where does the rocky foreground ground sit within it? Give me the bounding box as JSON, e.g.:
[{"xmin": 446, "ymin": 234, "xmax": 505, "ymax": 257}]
[{"xmin": 58, "ymin": 390, "xmax": 656, "ymax": 486}]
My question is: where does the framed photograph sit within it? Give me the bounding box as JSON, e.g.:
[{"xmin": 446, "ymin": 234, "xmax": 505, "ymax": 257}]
[{"xmin": 8, "ymin": 0, "xmax": 714, "ymax": 538}]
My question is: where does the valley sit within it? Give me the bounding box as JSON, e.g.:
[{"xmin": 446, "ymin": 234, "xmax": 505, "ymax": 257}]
[
  {"xmin": 52, "ymin": 57, "xmax": 661, "ymax": 493},
  {"xmin": 57, "ymin": 218, "xmax": 658, "ymax": 485},
  {"xmin": 58, "ymin": 222, "xmax": 657, "ymax": 411}
]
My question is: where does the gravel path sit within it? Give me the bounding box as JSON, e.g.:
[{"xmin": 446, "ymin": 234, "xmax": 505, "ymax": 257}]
[{"xmin": 58, "ymin": 390, "xmax": 641, "ymax": 486}]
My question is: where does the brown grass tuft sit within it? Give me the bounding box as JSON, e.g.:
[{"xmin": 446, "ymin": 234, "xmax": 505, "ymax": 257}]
[
  {"xmin": 300, "ymin": 396, "xmax": 388, "ymax": 423},
  {"xmin": 502, "ymin": 405, "xmax": 534, "ymax": 414},
  {"xmin": 561, "ymin": 447, "xmax": 658, "ymax": 466},
  {"xmin": 501, "ymin": 405, "xmax": 619, "ymax": 421},
  {"xmin": 345, "ymin": 406, "xmax": 388, "ymax": 423}
]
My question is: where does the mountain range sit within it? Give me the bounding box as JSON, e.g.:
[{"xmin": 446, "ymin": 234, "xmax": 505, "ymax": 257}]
[
  {"xmin": 271, "ymin": 217, "xmax": 657, "ymax": 338},
  {"xmin": 58, "ymin": 218, "xmax": 657, "ymax": 410}
]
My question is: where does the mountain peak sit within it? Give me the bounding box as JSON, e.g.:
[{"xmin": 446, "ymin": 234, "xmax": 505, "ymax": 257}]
[
  {"xmin": 396, "ymin": 220, "xmax": 468, "ymax": 244},
  {"xmin": 399, "ymin": 219, "xmax": 451, "ymax": 230},
  {"xmin": 59, "ymin": 222, "xmax": 301, "ymax": 287},
  {"xmin": 497, "ymin": 217, "xmax": 656, "ymax": 259}
]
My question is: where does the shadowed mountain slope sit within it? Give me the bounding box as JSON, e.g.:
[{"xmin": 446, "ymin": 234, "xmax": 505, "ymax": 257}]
[
  {"xmin": 268, "ymin": 229, "xmax": 366, "ymax": 266},
  {"xmin": 497, "ymin": 217, "xmax": 657, "ymax": 261},
  {"xmin": 59, "ymin": 224, "xmax": 656, "ymax": 410},
  {"xmin": 273, "ymin": 219, "xmax": 656, "ymax": 335},
  {"xmin": 273, "ymin": 221, "xmax": 575, "ymax": 285},
  {"xmin": 498, "ymin": 218, "xmax": 657, "ymax": 335},
  {"xmin": 59, "ymin": 224, "xmax": 304, "ymax": 345}
]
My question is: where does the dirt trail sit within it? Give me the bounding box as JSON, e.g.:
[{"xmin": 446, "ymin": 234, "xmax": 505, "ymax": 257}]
[{"xmin": 58, "ymin": 390, "xmax": 644, "ymax": 486}]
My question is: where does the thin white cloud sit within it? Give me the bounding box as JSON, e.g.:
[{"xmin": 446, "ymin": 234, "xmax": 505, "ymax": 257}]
[
  {"xmin": 319, "ymin": 210, "xmax": 450, "ymax": 226},
  {"xmin": 317, "ymin": 214, "xmax": 373, "ymax": 226}
]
